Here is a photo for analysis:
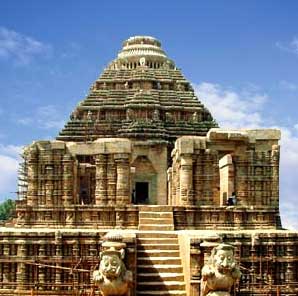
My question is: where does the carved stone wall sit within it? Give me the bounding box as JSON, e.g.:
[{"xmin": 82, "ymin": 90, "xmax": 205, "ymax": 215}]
[
  {"xmin": 0, "ymin": 230, "xmax": 137, "ymax": 294},
  {"xmin": 185, "ymin": 232, "xmax": 298, "ymax": 296}
]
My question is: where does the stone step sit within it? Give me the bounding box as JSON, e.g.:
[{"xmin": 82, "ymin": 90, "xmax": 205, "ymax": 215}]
[
  {"xmin": 139, "ymin": 217, "xmax": 173, "ymax": 224},
  {"xmin": 139, "ymin": 212, "xmax": 173, "ymax": 219},
  {"xmin": 137, "ymin": 250, "xmax": 180, "ymax": 257},
  {"xmin": 137, "ymin": 257, "xmax": 181, "ymax": 265},
  {"xmin": 138, "ymin": 206, "xmax": 173, "ymax": 212},
  {"xmin": 138, "ymin": 243, "xmax": 179, "ymax": 250},
  {"xmin": 136, "ymin": 290, "xmax": 186, "ymax": 296},
  {"xmin": 137, "ymin": 281, "xmax": 185, "ymax": 291},
  {"xmin": 137, "ymin": 272, "xmax": 185, "ymax": 282},
  {"xmin": 137, "ymin": 232, "xmax": 177, "ymax": 239},
  {"xmin": 138, "ymin": 265, "xmax": 184, "ymax": 274},
  {"xmin": 137, "ymin": 238, "xmax": 178, "ymax": 244},
  {"xmin": 139, "ymin": 224, "xmax": 174, "ymax": 231}
]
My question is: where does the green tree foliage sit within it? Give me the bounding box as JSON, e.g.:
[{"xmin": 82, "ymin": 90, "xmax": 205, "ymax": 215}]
[{"xmin": 0, "ymin": 199, "xmax": 15, "ymax": 221}]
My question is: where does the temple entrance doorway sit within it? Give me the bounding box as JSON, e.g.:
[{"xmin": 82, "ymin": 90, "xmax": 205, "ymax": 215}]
[
  {"xmin": 77, "ymin": 155, "xmax": 96, "ymax": 205},
  {"xmin": 131, "ymin": 155, "xmax": 157, "ymax": 204},
  {"xmin": 135, "ymin": 182, "xmax": 149, "ymax": 204}
]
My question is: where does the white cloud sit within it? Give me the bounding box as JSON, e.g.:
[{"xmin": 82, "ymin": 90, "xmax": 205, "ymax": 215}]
[
  {"xmin": 195, "ymin": 82, "xmax": 298, "ymax": 230},
  {"xmin": 17, "ymin": 105, "xmax": 65, "ymax": 130},
  {"xmin": 0, "ymin": 145, "xmax": 23, "ymax": 201},
  {"xmin": 194, "ymin": 82, "xmax": 267, "ymax": 128},
  {"xmin": 0, "ymin": 27, "xmax": 52, "ymax": 65},
  {"xmin": 279, "ymin": 80, "xmax": 298, "ymax": 91},
  {"xmin": 276, "ymin": 37, "xmax": 298, "ymax": 56}
]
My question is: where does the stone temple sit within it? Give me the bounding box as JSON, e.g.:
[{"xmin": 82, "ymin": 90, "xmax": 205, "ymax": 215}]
[{"xmin": 0, "ymin": 36, "xmax": 297, "ymax": 295}]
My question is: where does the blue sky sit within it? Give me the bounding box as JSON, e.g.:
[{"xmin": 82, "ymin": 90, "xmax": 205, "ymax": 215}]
[{"xmin": 0, "ymin": 0, "xmax": 298, "ymax": 229}]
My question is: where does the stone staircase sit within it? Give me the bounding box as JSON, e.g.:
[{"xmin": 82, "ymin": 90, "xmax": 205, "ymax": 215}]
[
  {"xmin": 136, "ymin": 206, "xmax": 186, "ymax": 296},
  {"xmin": 138, "ymin": 206, "xmax": 174, "ymax": 231}
]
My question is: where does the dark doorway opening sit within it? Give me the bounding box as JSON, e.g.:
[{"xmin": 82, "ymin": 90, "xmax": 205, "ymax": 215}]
[{"xmin": 135, "ymin": 182, "xmax": 149, "ymax": 204}]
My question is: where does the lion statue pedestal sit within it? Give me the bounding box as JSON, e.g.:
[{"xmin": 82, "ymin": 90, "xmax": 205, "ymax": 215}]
[
  {"xmin": 93, "ymin": 236, "xmax": 133, "ymax": 296},
  {"xmin": 200, "ymin": 243, "xmax": 241, "ymax": 296}
]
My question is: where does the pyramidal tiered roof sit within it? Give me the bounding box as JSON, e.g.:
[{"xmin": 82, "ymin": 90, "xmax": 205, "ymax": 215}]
[{"xmin": 57, "ymin": 36, "xmax": 217, "ymax": 143}]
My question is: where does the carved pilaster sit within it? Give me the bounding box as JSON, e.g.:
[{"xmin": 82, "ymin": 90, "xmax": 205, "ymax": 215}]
[
  {"xmin": 45, "ymin": 165, "xmax": 54, "ymax": 206},
  {"xmin": 167, "ymin": 168, "xmax": 172, "ymax": 205},
  {"xmin": 95, "ymin": 154, "xmax": 107, "ymax": 205},
  {"xmin": 190, "ymin": 241, "xmax": 202, "ymax": 280},
  {"xmin": 271, "ymin": 145, "xmax": 279, "ymax": 207},
  {"xmin": 16, "ymin": 241, "xmax": 27, "ymax": 290},
  {"xmin": 62, "ymin": 154, "xmax": 74, "ymax": 206},
  {"xmin": 27, "ymin": 149, "xmax": 38, "ymax": 206},
  {"xmin": 115, "ymin": 154, "xmax": 131, "ymax": 205},
  {"xmin": 179, "ymin": 154, "xmax": 193, "ymax": 206},
  {"xmin": 285, "ymin": 242, "xmax": 295, "ymax": 284},
  {"xmin": 107, "ymin": 155, "xmax": 117, "ymax": 206},
  {"xmin": 38, "ymin": 244, "xmax": 45, "ymax": 290},
  {"xmin": 55, "ymin": 232, "xmax": 62, "ymax": 290},
  {"xmin": 72, "ymin": 242, "xmax": 79, "ymax": 287},
  {"xmin": 2, "ymin": 243, "xmax": 10, "ymax": 289}
]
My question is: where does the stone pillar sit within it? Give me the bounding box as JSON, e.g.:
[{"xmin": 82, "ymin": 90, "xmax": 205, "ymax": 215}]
[
  {"xmin": 55, "ymin": 232, "xmax": 62, "ymax": 290},
  {"xmin": 115, "ymin": 154, "xmax": 131, "ymax": 205},
  {"xmin": 271, "ymin": 145, "xmax": 279, "ymax": 207},
  {"xmin": 27, "ymin": 149, "xmax": 38, "ymax": 206},
  {"xmin": 72, "ymin": 242, "xmax": 79, "ymax": 287},
  {"xmin": 16, "ymin": 241, "xmax": 27, "ymax": 290},
  {"xmin": 45, "ymin": 166, "xmax": 54, "ymax": 206},
  {"xmin": 219, "ymin": 154, "xmax": 234, "ymax": 206},
  {"xmin": 285, "ymin": 241, "xmax": 295, "ymax": 284},
  {"xmin": 167, "ymin": 168, "xmax": 172, "ymax": 205},
  {"xmin": 179, "ymin": 154, "xmax": 193, "ymax": 206},
  {"xmin": 107, "ymin": 155, "xmax": 117, "ymax": 206},
  {"xmin": 190, "ymin": 240, "xmax": 202, "ymax": 281},
  {"xmin": 62, "ymin": 154, "xmax": 74, "ymax": 206},
  {"xmin": 2, "ymin": 242, "xmax": 10, "ymax": 289},
  {"xmin": 250, "ymin": 234, "xmax": 258, "ymax": 284},
  {"xmin": 95, "ymin": 154, "xmax": 107, "ymax": 205},
  {"xmin": 38, "ymin": 244, "xmax": 45, "ymax": 290}
]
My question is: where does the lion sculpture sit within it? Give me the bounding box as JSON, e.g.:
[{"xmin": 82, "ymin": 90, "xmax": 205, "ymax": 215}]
[
  {"xmin": 200, "ymin": 243, "xmax": 241, "ymax": 296},
  {"xmin": 93, "ymin": 242, "xmax": 133, "ymax": 296}
]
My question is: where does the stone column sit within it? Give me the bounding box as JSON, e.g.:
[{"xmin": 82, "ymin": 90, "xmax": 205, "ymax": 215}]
[
  {"xmin": 16, "ymin": 241, "xmax": 27, "ymax": 290},
  {"xmin": 219, "ymin": 154, "xmax": 234, "ymax": 206},
  {"xmin": 115, "ymin": 153, "xmax": 131, "ymax": 205},
  {"xmin": 55, "ymin": 232, "xmax": 62, "ymax": 290},
  {"xmin": 179, "ymin": 154, "xmax": 193, "ymax": 206},
  {"xmin": 38, "ymin": 244, "xmax": 45, "ymax": 290},
  {"xmin": 62, "ymin": 154, "xmax": 74, "ymax": 206},
  {"xmin": 271, "ymin": 145, "xmax": 279, "ymax": 207},
  {"xmin": 72, "ymin": 242, "xmax": 79, "ymax": 287},
  {"xmin": 250, "ymin": 234, "xmax": 258, "ymax": 284},
  {"xmin": 285, "ymin": 241, "xmax": 295, "ymax": 284},
  {"xmin": 167, "ymin": 168, "xmax": 172, "ymax": 205},
  {"xmin": 45, "ymin": 166, "xmax": 54, "ymax": 206},
  {"xmin": 95, "ymin": 154, "xmax": 107, "ymax": 205},
  {"xmin": 190, "ymin": 240, "xmax": 202, "ymax": 281},
  {"xmin": 2, "ymin": 242, "xmax": 11, "ymax": 289},
  {"xmin": 107, "ymin": 155, "xmax": 117, "ymax": 206},
  {"xmin": 27, "ymin": 149, "xmax": 38, "ymax": 206}
]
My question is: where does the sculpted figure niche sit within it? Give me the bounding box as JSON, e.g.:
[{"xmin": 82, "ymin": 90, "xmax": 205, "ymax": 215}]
[
  {"xmin": 93, "ymin": 236, "xmax": 133, "ymax": 296},
  {"xmin": 200, "ymin": 243, "xmax": 241, "ymax": 296}
]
